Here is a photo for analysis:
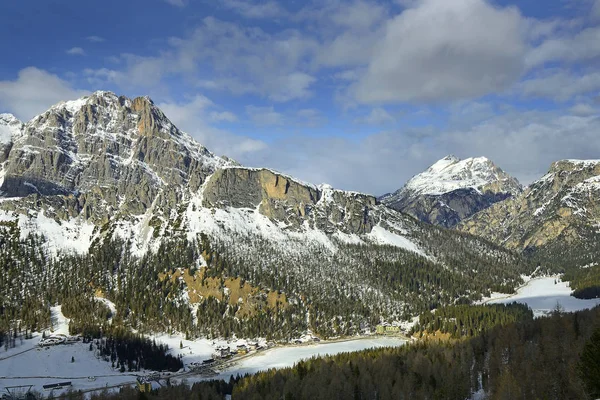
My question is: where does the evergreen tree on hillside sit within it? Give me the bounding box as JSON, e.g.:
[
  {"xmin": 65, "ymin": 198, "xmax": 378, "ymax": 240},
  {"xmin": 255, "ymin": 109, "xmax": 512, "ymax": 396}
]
[{"xmin": 578, "ymin": 328, "xmax": 600, "ymax": 398}]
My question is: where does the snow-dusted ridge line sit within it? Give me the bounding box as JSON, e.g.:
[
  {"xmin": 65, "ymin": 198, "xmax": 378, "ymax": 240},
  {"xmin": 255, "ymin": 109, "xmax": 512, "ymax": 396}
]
[{"xmin": 400, "ymin": 155, "xmax": 521, "ymax": 197}]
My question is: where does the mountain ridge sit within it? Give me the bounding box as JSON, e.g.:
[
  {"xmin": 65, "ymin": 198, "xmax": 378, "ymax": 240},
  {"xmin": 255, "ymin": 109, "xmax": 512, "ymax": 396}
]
[
  {"xmin": 0, "ymin": 91, "xmax": 536, "ymax": 339},
  {"xmin": 381, "ymin": 155, "xmax": 522, "ymax": 228},
  {"xmin": 459, "ymin": 158, "xmax": 600, "ymax": 261}
]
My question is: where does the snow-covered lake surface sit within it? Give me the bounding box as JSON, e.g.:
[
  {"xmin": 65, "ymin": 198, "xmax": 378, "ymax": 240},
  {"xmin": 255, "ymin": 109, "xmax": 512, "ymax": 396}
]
[
  {"xmin": 209, "ymin": 337, "xmax": 407, "ymax": 381},
  {"xmin": 0, "ymin": 305, "xmax": 406, "ymax": 397},
  {"xmin": 486, "ymin": 276, "xmax": 600, "ymax": 317}
]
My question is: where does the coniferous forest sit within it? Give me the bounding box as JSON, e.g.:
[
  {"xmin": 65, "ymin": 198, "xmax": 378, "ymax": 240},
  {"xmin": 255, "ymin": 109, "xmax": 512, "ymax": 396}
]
[
  {"xmin": 48, "ymin": 305, "xmax": 600, "ymax": 400},
  {"xmin": 0, "ymin": 219, "xmax": 537, "ymax": 344}
]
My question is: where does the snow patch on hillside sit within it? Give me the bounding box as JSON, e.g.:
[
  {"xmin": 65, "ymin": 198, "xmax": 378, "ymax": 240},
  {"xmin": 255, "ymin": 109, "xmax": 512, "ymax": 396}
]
[
  {"xmin": 0, "ymin": 113, "xmax": 23, "ymax": 144},
  {"xmin": 367, "ymin": 225, "xmax": 425, "ymax": 256},
  {"xmin": 0, "ymin": 210, "xmax": 96, "ymax": 255}
]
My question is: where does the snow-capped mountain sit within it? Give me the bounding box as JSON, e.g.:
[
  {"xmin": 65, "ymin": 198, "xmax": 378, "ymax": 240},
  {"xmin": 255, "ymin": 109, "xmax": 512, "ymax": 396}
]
[
  {"xmin": 460, "ymin": 159, "xmax": 600, "ymax": 262},
  {"xmin": 0, "ymin": 113, "xmax": 24, "ymax": 163},
  {"xmin": 381, "ymin": 155, "xmax": 522, "ymax": 228},
  {"xmin": 0, "ymin": 92, "xmax": 535, "ymax": 338},
  {"xmin": 0, "ymin": 91, "xmax": 429, "ymax": 256}
]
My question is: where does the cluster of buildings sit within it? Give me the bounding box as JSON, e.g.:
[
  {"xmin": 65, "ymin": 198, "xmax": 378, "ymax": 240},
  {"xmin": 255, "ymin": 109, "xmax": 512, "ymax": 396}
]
[
  {"xmin": 136, "ymin": 374, "xmax": 163, "ymax": 393},
  {"xmin": 37, "ymin": 334, "xmax": 80, "ymax": 347},
  {"xmin": 375, "ymin": 324, "xmax": 402, "ymax": 335}
]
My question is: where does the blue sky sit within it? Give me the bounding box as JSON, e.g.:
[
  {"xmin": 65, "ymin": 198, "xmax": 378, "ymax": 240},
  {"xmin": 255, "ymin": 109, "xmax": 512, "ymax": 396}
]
[{"xmin": 1, "ymin": 0, "xmax": 599, "ymax": 195}]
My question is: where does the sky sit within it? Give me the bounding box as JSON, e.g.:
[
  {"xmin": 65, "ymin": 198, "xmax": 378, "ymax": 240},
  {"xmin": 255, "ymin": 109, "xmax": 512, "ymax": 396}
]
[{"xmin": 0, "ymin": 0, "xmax": 599, "ymax": 196}]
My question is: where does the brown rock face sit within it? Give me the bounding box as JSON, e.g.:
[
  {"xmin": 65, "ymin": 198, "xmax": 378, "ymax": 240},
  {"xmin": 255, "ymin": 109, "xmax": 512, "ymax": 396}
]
[{"xmin": 203, "ymin": 167, "xmax": 378, "ymax": 235}]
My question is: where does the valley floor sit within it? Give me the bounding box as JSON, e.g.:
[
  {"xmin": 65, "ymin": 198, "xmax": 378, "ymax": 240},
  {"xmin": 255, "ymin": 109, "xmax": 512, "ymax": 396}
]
[
  {"xmin": 5, "ymin": 275, "xmax": 596, "ymax": 398},
  {"xmin": 0, "ymin": 307, "xmax": 406, "ymax": 397}
]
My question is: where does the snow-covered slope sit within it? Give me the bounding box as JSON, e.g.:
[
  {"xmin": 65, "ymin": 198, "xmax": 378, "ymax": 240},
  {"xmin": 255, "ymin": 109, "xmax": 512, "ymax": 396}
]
[
  {"xmin": 0, "ymin": 91, "xmax": 430, "ymax": 258},
  {"xmin": 395, "ymin": 155, "xmax": 521, "ymax": 197},
  {"xmin": 381, "ymin": 155, "xmax": 522, "ymax": 228},
  {"xmin": 0, "ymin": 113, "xmax": 23, "ymax": 144}
]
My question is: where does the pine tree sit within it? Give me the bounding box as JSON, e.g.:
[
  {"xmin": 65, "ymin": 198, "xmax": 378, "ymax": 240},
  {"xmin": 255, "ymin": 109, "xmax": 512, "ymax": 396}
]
[{"xmin": 578, "ymin": 328, "xmax": 600, "ymax": 398}]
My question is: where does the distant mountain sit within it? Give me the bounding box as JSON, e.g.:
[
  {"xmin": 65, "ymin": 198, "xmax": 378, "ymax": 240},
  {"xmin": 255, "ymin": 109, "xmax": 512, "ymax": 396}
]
[
  {"xmin": 0, "ymin": 92, "xmax": 533, "ymax": 339},
  {"xmin": 460, "ymin": 159, "xmax": 600, "ymax": 266},
  {"xmin": 380, "ymin": 155, "xmax": 522, "ymax": 228}
]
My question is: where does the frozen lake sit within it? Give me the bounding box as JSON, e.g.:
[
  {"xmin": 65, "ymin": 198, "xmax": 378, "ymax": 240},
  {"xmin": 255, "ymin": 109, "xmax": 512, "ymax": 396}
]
[
  {"xmin": 487, "ymin": 276, "xmax": 600, "ymax": 317},
  {"xmin": 210, "ymin": 337, "xmax": 407, "ymax": 381}
]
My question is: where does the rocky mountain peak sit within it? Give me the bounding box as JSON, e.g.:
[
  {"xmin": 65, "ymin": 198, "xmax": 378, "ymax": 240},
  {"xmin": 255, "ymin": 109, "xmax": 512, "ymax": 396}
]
[
  {"xmin": 408, "ymin": 155, "xmax": 521, "ymax": 197},
  {"xmin": 460, "ymin": 158, "xmax": 600, "ymax": 251},
  {"xmin": 381, "ymin": 155, "xmax": 521, "ymax": 228},
  {"xmin": 0, "ymin": 91, "xmax": 230, "ymax": 218}
]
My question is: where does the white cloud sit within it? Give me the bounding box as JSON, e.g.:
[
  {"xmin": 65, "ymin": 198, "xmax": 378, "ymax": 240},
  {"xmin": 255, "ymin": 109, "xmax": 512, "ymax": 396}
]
[
  {"xmin": 354, "ymin": 0, "xmax": 527, "ymax": 104},
  {"xmin": 86, "ymin": 18, "xmax": 318, "ymax": 102},
  {"xmin": 268, "ymin": 72, "xmax": 316, "ymax": 102},
  {"xmin": 164, "ymin": 0, "xmax": 186, "ymax": 7},
  {"xmin": 66, "ymin": 47, "xmax": 85, "ymax": 56},
  {"xmin": 0, "ymin": 67, "xmax": 88, "ymax": 121},
  {"xmin": 85, "ymin": 36, "xmax": 105, "ymax": 43},
  {"xmin": 249, "ymin": 107, "xmax": 600, "ymax": 195},
  {"xmin": 157, "ymin": 97, "xmax": 263, "ymax": 161},
  {"xmin": 594, "ymin": 0, "xmax": 600, "ymax": 20},
  {"xmin": 569, "ymin": 103, "xmax": 597, "ymax": 116},
  {"xmin": 209, "ymin": 111, "xmax": 238, "ymax": 123},
  {"xmin": 246, "ymin": 105, "xmax": 284, "ymax": 126},
  {"xmin": 519, "ymin": 70, "xmax": 600, "ymax": 101},
  {"xmin": 220, "ymin": 0, "xmax": 288, "ymax": 19},
  {"xmin": 296, "ymin": 108, "xmax": 326, "ymax": 127},
  {"xmin": 354, "ymin": 107, "xmax": 396, "ymax": 125},
  {"xmin": 526, "ymin": 26, "xmax": 600, "ymax": 68},
  {"xmin": 83, "ymin": 54, "xmax": 169, "ymax": 90},
  {"xmin": 168, "ymin": 18, "xmax": 319, "ymax": 101}
]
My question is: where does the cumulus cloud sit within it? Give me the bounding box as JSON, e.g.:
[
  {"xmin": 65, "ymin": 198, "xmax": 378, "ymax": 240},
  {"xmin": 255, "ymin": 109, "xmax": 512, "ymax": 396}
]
[
  {"xmin": 85, "ymin": 36, "xmax": 105, "ymax": 43},
  {"xmin": 354, "ymin": 0, "xmax": 527, "ymax": 104},
  {"xmin": 164, "ymin": 0, "xmax": 187, "ymax": 7},
  {"xmin": 246, "ymin": 105, "xmax": 284, "ymax": 126},
  {"xmin": 354, "ymin": 107, "xmax": 396, "ymax": 125},
  {"xmin": 220, "ymin": 0, "xmax": 288, "ymax": 19},
  {"xmin": 66, "ymin": 47, "xmax": 85, "ymax": 56},
  {"xmin": 157, "ymin": 97, "xmax": 265, "ymax": 161},
  {"xmin": 86, "ymin": 17, "xmax": 319, "ymax": 102},
  {"xmin": 569, "ymin": 103, "xmax": 598, "ymax": 116},
  {"xmin": 0, "ymin": 67, "xmax": 88, "ymax": 121},
  {"xmin": 518, "ymin": 70, "xmax": 600, "ymax": 101},
  {"xmin": 526, "ymin": 26, "xmax": 600, "ymax": 68},
  {"xmin": 250, "ymin": 108, "xmax": 600, "ymax": 195}
]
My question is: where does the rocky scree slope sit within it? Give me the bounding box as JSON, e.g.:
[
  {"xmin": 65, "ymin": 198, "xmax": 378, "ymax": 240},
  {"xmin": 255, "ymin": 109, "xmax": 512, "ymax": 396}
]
[{"xmin": 381, "ymin": 155, "xmax": 522, "ymax": 228}]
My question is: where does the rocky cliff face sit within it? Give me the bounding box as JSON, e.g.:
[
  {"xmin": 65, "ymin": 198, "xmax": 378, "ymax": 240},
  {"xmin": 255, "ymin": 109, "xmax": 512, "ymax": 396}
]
[
  {"xmin": 203, "ymin": 168, "xmax": 377, "ymax": 235},
  {"xmin": 0, "ymin": 91, "xmax": 421, "ymax": 255},
  {"xmin": 0, "ymin": 91, "xmax": 230, "ymax": 224},
  {"xmin": 381, "ymin": 155, "xmax": 522, "ymax": 228},
  {"xmin": 459, "ymin": 159, "xmax": 600, "ymax": 251}
]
